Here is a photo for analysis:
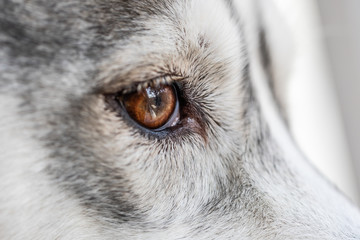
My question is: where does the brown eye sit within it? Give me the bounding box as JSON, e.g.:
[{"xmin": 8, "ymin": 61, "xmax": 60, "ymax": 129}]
[{"xmin": 120, "ymin": 84, "xmax": 179, "ymax": 130}]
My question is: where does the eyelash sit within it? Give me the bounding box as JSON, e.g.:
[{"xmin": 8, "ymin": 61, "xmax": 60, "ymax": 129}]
[{"xmin": 119, "ymin": 74, "xmax": 184, "ymax": 95}]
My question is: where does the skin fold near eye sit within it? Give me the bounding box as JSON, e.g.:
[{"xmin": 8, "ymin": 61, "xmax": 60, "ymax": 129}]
[{"xmin": 120, "ymin": 84, "xmax": 177, "ymax": 130}]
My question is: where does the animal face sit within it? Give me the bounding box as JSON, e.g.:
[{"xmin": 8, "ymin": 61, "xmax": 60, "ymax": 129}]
[{"xmin": 0, "ymin": 0, "xmax": 359, "ymax": 239}]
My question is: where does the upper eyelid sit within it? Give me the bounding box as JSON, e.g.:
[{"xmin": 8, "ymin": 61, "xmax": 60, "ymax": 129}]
[
  {"xmin": 95, "ymin": 67, "xmax": 185, "ymax": 95},
  {"xmin": 125, "ymin": 74, "xmax": 185, "ymax": 94}
]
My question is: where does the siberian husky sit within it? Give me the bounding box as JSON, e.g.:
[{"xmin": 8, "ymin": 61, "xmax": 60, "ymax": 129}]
[{"xmin": 0, "ymin": 0, "xmax": 359, "ymax": 239}]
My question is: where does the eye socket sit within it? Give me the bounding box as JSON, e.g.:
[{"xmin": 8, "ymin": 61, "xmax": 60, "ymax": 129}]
[{"xmin": 118, "ymin": 83, "xmax": 180, "ymax": 131}]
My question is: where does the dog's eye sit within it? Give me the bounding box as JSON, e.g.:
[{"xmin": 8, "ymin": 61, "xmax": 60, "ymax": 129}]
[{"xmin": 119, "ymin": 83, "xmax": 179, "ymax": 130}]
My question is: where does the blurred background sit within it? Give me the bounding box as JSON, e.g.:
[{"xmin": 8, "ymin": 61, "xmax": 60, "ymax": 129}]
[{"xmin": 273, "ymin": 0, "xmax": 360, "ymax": 205}]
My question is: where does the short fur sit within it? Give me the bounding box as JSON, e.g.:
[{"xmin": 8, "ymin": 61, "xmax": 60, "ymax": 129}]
[{"xmin": 1, "ymin": 0, "xmax": 360, "ymax": 239}]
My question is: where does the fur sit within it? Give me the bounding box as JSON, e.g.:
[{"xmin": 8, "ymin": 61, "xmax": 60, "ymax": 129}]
[{"xmin": 0, "ymin": 0, "xmax": 360, "ymax": 239}]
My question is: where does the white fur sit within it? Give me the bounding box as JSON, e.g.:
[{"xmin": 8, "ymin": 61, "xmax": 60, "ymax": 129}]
[{"xmin": 1, "ymin": 0, "xmax": 360, "ymax": 239}]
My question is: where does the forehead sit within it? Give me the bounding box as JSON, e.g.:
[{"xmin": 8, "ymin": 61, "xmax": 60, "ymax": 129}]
[
  {"xmin": 90, "ymin": 0, "xmax": 238, "ymax": 38},
  {"xmin": 1, "ymin": 0, "xmax": 244, "ymax": 94},
  {"xmin": 4, "ymin": 0, "xmax": 239, "ymax": 52},
  {"xmin": 95, "ymin": 0, "xmax": 244, "ymax": 87}
]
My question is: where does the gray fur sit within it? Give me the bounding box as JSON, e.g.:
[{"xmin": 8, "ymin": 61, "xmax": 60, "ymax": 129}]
[{"xmin": 1, "ymin": 0, "xmax": 360, "ymax": 239}]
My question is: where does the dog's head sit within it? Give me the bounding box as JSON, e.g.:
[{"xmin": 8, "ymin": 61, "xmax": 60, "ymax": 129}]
[{"xmin": 1, "ymin": 0, "xmax": 359, "ymax": 239}]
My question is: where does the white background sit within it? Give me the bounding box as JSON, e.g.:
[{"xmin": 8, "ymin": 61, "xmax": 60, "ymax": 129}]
[{"xmin": 273, "ymin": 0, "xmax": 360, "ymax": 204}]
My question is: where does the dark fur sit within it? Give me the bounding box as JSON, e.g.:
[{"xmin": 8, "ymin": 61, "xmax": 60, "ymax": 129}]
[{"xmin": 1, "ymin": 0, "xmax": 360, "ymax": 239}]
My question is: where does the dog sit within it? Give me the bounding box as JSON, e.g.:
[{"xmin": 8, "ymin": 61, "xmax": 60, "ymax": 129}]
[{"xmin": 1, "ymin": 0, "xmax": 360, "ymax": 239}]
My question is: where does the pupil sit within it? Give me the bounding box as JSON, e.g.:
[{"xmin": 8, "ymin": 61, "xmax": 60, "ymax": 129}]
[
  {"xmin": 145, "ymin": 88, "xmax": 163, "ymax": 111},
  {"xmin": 154, "ymin": 95, "xmax": 162, "ymax": 108}
]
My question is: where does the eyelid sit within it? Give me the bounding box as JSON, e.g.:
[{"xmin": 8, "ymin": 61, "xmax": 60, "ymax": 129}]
[
  {"xmin": 98, "ymin": 69, "xmax": 185, "ymax": 95},
  {"xmin": 121, "ymin": 74, "xmax": 184, "ymax": 95}
]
